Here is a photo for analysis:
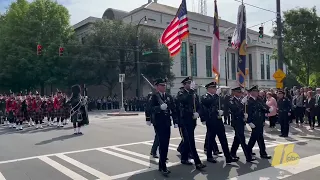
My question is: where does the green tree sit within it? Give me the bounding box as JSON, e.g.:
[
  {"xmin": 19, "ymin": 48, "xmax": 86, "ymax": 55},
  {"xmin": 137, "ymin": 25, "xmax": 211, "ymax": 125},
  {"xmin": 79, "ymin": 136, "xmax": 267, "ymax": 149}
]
[
  {"xmin": 279, "ymin": 7, "xmax": 320, "ymax": 86},
  {"xmin": 0, "ymin": 0, "xmax": 74, "ymax": 93},
  {"xmin": 71, "ymin": 20, "xmax": 173, "ymax": 95}
]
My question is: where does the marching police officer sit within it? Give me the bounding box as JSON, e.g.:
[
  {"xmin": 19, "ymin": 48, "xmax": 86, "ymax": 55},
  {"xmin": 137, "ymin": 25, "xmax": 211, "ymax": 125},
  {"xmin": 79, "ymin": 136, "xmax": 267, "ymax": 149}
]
[
  {"xmin": 229, "ymin": 86, "xmax": 256, "ymax": 162},
  {"xmin": 145, "ymin": 92, "xmax": 159, "ymax": 158},
  {"xmin": 246, "ymin": 85, "xmax": 272, "ymax": 159},
  {"xmin": 145, "ymin": 78, "xmax": 177, "ymax": 176},
  {"xmin": 176, "ymin": 77, "xmax": 206, "ymax": 170},
  {"xmin": 200, "ymin": 82, "xmax": 238, "ymax": 164},
  {"xmin": 277, "ymin": 89, "xmax": 292, "ymax": 137}
]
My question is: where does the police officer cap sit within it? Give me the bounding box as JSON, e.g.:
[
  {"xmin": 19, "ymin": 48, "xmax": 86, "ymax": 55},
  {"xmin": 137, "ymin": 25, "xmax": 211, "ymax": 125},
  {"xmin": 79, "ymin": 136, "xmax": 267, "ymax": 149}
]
[
  {"xmin": 181, "ymin": 76, "xmax": 192, "ymax": 84},
  {"xmin": 231, "ymin": 86, "xmax": 242, "ymax": 92},
  {"xmin": 277, "ymin": 89, "xmax": 285, "ymax": 94},
  {"xmin": 154, "ymin": 78, "xmax": 167, "ymax": 85},
  {"xmin": 247, "ymin": 85, "xmax": 259, "ymax": 92},
  {"xmin": 205, "ymin": 82, "xmax": 217, "ymax": 88}
]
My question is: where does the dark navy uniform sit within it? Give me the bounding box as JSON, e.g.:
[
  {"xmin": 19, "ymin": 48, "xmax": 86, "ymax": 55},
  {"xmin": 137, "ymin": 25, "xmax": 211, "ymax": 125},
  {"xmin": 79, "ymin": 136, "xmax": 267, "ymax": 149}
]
[
  {"xmin": 146, "ymin": 78, "xmax": 177, "ymax": 176},
  {"xmin": 200, "ymin": 82, "xmax": 238, "ymax": 164},
  {"xmin": 145, "ymin": 92, "xmax": 159, "ymax": 158},
  {"xmin": 246, "ymin": 86, "xmax": 271, "ymax": 159},
  {"xmin": 229, "ymin": 87, "xmax": 255, "ymax": 162},
  {"xmin": 176, "ymin": 77, "xmax": 206, "ymax": 169},
  {"xmin": 277, "ymin": 90, "xmax": 292, "ymax": 137}
]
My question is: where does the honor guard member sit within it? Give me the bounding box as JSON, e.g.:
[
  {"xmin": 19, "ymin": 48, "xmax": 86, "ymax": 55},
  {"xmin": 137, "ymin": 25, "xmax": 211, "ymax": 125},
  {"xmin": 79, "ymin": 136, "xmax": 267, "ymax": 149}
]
[
  {"xmin": 246, "ymin": 85, "xmax": 272, "ymax": 159},
  {"xmin": 176, "ymin": 76, "xmax": 206, "ymax": 170},
  {"xmin": 277, "ymin": 89, "xmax": 292, "ymax": 137},
  {"xmin": 200, "ymin": 82, "xmax": 238, "ymax": 164},
  {"xmin": 146, "ymin": 78, "xmax": 177, "ymax": 176},
  {"xmin": 229, "ymin": 86, "xmax": 256, "ymax": 162},
  {"xmin": 145, "ymin": 91, "xmax": 159, "ymax": 158}
]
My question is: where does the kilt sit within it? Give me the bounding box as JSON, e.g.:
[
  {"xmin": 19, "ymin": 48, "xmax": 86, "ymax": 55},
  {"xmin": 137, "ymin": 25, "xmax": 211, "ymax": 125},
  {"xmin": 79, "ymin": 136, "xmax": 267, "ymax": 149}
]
[
  {"xmin": 64, "ymin": 106, "xmax": 71, "ymax": 119},
  {"xmin": 55, "ymin": 108, "xmax": 64, "ymax": 118},
  {"xmin": 7, "ymin": 111, "xmax": 15, "ymax": 123},
  {"xmin": 16, "ymin": 111, "xmax": 24, "ymax": 120},
  {"xmin": 47, "ymin": 110, "xmax": 55, "ymax": 118},
  {"xmin": 33, "ymin": 111, "xmax": 43, "ymax": 121}
]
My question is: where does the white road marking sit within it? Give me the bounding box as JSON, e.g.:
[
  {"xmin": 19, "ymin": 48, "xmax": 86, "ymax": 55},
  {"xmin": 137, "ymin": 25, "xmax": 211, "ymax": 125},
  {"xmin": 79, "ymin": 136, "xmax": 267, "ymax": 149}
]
[
  {"xmin": 108, "ymin": 147, "xmax": 174, "ymax": 166},
  {"xmin": 56, "ymin": 154, "xmax": 111, "ymax": 180},
  {"xmin": 229, "ymin": 154, "xmax": 320, "ymax": 180},
  {"xmin": 97, "ymin": 148, "xmax": 155, "ymax": 167},
  {"xmin": 38, "ymin": 156, "xmax": 88, "ymax": 180},
  {"xmin": 0, "ymin": 172, "xmax": 6, "ymax": 180},
  {"xmin": 110, "ymin": 168, "xmax": 149, "ymax": 180}
]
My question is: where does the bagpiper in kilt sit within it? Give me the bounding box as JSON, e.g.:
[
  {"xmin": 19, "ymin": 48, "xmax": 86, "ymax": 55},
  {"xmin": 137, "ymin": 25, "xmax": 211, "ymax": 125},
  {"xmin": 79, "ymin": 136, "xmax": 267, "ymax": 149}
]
[
  {"xmin": 6, "ymin": 93, "xmax": 16, "ymax": 128},
  {"xmin": 54, "ymin": 90, "xmax": 65, "ymax": 127},
  {"xmin": 32, "ymin": 92, "xmax": 44, "ymax": 129},
  {"xmin": 46, "ymin": 96, "xmax": 55, "ymax": 126},
  {"xmin": 27, "ymin": 95, "xmax": 35, "ymax": 126},
  {"xmin": 15, "ymin": 97, "xmax": 26, "ymax": 130}
]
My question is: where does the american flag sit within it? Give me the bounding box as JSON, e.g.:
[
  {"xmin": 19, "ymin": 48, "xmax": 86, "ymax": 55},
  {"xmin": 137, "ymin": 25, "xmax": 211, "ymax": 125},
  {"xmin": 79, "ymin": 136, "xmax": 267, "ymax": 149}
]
[
  {"xmin": 212, "ymin": 0, "xmax": 220, "ymax": 82},
  {"xmin": 159, "ymin": 0, "xmax": 189, "ymax": 57}
]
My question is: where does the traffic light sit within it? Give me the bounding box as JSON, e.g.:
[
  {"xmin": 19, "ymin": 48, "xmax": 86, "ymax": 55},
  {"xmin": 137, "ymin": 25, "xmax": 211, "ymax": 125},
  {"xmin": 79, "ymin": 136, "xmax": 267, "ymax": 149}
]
[
  {"xmin": 259, "ymin": 26, "xmax": 264, "ymax": 38},
  {"xmin": 227, "ymin": 36, "xmax": 232, "ymax": 47},
  {"xmin": 59, "ymin": 47, "xmax": 64, "ymax": 56},
  {"xmin": 189, "ymin": 44, "xmax": 194, "ymax": 55},
  {"xmin": 37, "ymin": 44, "xmax": 42, "ymax": 55}
]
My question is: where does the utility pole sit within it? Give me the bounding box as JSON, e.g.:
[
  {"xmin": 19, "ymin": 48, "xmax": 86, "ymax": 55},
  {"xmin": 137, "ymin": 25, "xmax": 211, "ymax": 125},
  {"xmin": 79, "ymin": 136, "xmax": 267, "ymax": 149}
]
[{"xmin": 276, "ymin": 0, "xmax": 284, "ymax": 70}]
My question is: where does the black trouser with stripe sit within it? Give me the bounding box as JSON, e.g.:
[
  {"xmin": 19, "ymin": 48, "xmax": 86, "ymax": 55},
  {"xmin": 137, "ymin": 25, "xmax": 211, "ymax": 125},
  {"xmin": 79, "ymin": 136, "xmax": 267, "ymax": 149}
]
[
  {"xmin": 180, "ymin": 124, "xmax": 201, "ymax": 165},
  {"xmin": 154, "ymin": 125, "xmax": 170, "ymax": 171}
]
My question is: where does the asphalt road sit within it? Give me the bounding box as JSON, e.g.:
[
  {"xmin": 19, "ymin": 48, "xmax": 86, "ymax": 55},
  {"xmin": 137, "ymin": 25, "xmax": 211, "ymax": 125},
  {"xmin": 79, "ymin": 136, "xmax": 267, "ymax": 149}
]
[{"xmin": 0, "ymin": 111, "xmax": 320, "ymax": 180}]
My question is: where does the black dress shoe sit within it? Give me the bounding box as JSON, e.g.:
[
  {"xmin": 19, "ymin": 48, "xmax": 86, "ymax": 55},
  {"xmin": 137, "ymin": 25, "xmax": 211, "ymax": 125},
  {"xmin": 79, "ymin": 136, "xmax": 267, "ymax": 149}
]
[
  {"xmin": 226, "ymin": 157, "xmax": 239, "ymax": 164},
  {"xmin": 160, "ymin": 169, "xmax": 170, "ymax": 176},
  {"xmin": 261, "ymin": 155, "xmax": 272, "ymax": 159},
  {"xmin": 195, "ymin": 163, "xmax": 206, "ymax": 170},
  {"xmin": 188, "ymin": 154, "xmax": 194, "ymax": 159},
  {"xmin": 246, "ymin": 157, "xmax": 257, "ymax": 162},
  {"xmin": 207, "ymin": 158, "xmax": 217, "ymax": 163},
  {"xmin": 231, "ymin": 155, "xmax": 240, "ymax": 160},
  {"xmin": 181, "ymin": 160, "xmax": 193, "ymax": 165},
  {"xmin": 214, "ymin": 151, "xmax": 223, "ymax": 155},
  {"xmin": 150, "ymin": 153, "xmax": 159, "ymax": 158}
]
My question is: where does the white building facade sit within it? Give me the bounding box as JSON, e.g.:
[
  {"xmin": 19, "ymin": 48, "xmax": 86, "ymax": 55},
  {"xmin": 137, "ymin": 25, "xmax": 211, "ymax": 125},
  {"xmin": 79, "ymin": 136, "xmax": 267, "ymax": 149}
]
[{"xmin": 73, "ymin": 1, "xmax": 286, "ymax": 97}]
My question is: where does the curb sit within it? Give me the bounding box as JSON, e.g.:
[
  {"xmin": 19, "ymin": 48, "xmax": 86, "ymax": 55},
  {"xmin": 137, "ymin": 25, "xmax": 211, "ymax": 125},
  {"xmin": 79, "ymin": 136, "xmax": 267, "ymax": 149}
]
[{"xmin": 107, "ymin": 112, "xmax": 139, "ymax": 116}]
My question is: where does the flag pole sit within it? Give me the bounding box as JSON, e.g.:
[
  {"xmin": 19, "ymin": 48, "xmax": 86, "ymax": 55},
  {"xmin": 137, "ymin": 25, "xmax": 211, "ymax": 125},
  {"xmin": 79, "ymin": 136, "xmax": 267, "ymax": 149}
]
[{"xmin": 187, "ymin": 36, "xmax": 197, "ymax": 114}]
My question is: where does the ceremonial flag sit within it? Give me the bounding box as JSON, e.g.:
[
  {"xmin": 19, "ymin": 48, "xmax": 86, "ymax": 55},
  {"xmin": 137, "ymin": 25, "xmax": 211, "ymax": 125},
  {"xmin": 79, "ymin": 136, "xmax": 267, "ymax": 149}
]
[
  {"xmin": 232, "ymin": 4, "xmax": 247, "ymax": 86},
  {"xmin": 159, "ymin": 0, "xmax": 189, "ymax": 57},
  {"xmin": 212, "ymin": 0, "xmax": 220, "ymax": 82}
]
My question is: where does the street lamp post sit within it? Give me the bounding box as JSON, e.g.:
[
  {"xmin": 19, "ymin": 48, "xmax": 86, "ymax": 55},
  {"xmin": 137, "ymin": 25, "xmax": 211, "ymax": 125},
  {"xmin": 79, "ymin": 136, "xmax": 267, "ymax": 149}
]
[{"xmin": 136, "ymin": 16, "xmax": 147, "ymax": 97}]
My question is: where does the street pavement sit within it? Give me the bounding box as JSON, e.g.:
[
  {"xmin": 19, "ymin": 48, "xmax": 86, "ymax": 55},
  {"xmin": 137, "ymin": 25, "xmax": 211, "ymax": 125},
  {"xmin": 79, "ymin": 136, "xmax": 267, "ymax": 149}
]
[{"xmin": 0, "ymin": 111, "xmax": 320, "ymax": 180}]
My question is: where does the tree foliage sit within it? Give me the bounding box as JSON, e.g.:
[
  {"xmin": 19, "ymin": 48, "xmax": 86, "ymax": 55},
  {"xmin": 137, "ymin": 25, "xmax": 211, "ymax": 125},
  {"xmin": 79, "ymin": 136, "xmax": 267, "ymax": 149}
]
[{"xmin": 280, "ymin": 7, "xmax": 320, "ymax": 87}]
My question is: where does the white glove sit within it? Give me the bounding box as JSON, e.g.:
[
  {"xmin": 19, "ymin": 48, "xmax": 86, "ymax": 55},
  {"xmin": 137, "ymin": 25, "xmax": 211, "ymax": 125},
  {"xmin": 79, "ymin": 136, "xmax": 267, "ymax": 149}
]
[
  {"xmin": 146, "ymin": 121, "xmax": 151, "ymax": 126},
  {"xmin": 193, "ymin": 112, "xmax": 199, "ymax": 119},
  {"xmin": 174, "ymin": 124, "xmax": 178, "ymax": 128},
  {"xmin": 269, "ymin": 107, "xmax": 273, "ymax": 112},
  {"xmin": 244, "ymin": 113, "xmax": 248, "ymax": 119},
  {"xmin": 190, "ymin": 81, "xmax": 196, "ymax": 90},
  {"xmin": 249, "ymin": 122, "xmax": 256, "ymax": 129},
  {"xmin": 160, "ymin": 103, "xmax": 167, "ymax": 110},
  {"xmin": 218, "ymin": 110, "xmax": 224, "ymax": 116},
  {"xmin": 216, "ymin": 88, "xmax": 221, "ymax": 95},
  {"xmin": 241, "ymin": 96, "xmax": 247, "ymax": 104}
]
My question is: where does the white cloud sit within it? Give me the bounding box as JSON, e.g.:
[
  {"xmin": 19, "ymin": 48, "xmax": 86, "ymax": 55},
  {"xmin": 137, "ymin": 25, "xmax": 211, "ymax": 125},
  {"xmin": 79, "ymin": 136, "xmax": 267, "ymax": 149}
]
[{"xmin": 1, "ymin": 0, "xmax": 320, "ymax": 35}]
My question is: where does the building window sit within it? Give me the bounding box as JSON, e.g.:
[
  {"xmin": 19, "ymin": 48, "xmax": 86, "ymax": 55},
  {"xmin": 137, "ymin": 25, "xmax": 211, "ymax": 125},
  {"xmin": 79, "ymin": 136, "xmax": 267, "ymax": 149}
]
[
  {"xmin": 200, "ymin": 29, "xmax": 206, "ymax": 32},
  {"xmin": 147, "ymin": 18, "xmax": 156, "ymax": 21},
  {"xmin": 206, "ymin": 46, "xmax": 212, "ymax": 77},
  {"xmin": 181, "ymin": 42, "xmax": 188, "ymax": 76},
  {"xmin": 266, "ymin": 54, "xmax": 270, "ymax": 80},
  {"xmin": 191, "ymin": 44, "xmax": 197, "ymax": 76},
  {"xmin": 231, "ymin": 53, "xmax": 236, "ymax": 80},
  {"xmin": 249, "ymin": 54, "xmax": 253, "ymax": 80},
  {"xmin": 192, "ymin": 27, "xmax": 197, "ymax": 30},
  {"xmin": 261, "ymin": 54, "xmax": 265, "ymax": 80}
]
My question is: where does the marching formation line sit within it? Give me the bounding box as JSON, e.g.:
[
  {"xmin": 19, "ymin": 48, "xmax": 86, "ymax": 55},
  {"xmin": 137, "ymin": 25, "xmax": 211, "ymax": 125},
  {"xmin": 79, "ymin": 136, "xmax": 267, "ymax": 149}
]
[
  {"xmin": 38, "ymin": 156, "xmax": 88, "ymax": 180},
  {"xmin": 0, "ymin": 172, "xmax": 6, "ymax": 180}
]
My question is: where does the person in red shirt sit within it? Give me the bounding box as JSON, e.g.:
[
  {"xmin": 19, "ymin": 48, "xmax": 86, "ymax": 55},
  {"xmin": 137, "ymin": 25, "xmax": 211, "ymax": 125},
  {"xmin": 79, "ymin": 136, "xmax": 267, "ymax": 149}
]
[
  {"xmin": 26, "ymin": 93, "xmax": 35, "ymax": 127},
  {"xmin": 33, "ymin": 91, "xmax": 43, "ymax": 129},
  {"xmin": 6, "ymin": 91, "xmax": 16, "ymax": 128},
  {"xmin": 46, "ymin": 96, "xmax": 55, "ymax": 126},
  {"xmin": 54, "ymin": 90, "xmax": 64, "ymax": 127}
]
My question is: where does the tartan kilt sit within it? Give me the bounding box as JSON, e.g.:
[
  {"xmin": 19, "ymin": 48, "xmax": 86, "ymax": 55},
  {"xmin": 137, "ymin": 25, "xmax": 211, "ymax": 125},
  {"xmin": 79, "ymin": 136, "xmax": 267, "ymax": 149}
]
[
  {"xmin": 47, "ymin": 111, "xmax": 55, "ymax": 118},
  {"xmin": 16, "ymin": 111, "xmax": 25, "ymax": 120},
  {"xmin": 64, "ymin": 107, "xmax": 71, "ymax": 119},
  {"xmin": 55, "ymin": 108, "xmax": 64, "ymax": 118},
  {"xmin": 33, "ymin": 111, "xmax": 43, "ymax": 120},
  {"xmin": 7, "ymin": 111, "xmax": 15, "ymax": 122}
]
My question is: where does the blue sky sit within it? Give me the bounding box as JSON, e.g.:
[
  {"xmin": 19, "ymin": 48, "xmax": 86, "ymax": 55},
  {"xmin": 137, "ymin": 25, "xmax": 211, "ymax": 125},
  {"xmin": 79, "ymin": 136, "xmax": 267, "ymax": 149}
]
[{"xmin": 1, "ymin": 0, "xmax": 319, "ymax": 35}]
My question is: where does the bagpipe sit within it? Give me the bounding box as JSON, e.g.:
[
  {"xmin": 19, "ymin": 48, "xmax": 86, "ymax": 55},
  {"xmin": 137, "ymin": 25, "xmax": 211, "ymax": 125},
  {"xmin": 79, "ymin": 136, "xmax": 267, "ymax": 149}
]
[{"xmin": 69, "ymin": 95, "xmax": 89, "ymax": 125}]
